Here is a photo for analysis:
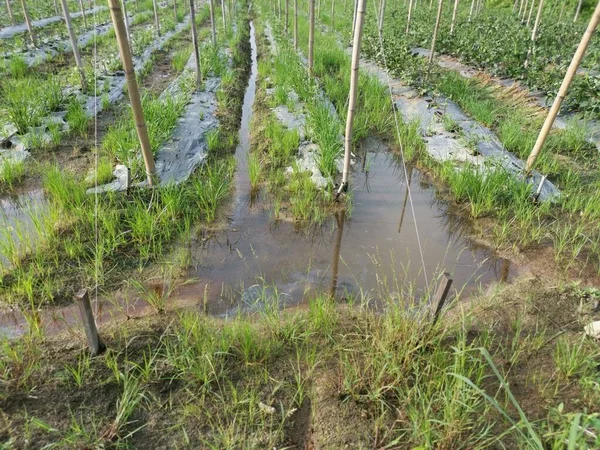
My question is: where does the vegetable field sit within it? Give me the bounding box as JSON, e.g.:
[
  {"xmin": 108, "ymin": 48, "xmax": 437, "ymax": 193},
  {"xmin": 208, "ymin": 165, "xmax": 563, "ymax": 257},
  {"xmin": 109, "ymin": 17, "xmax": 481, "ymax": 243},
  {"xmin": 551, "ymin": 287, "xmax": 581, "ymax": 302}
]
[{"xmin": 1, "ymin": 0, "xmax": 600, "ymax": 447}]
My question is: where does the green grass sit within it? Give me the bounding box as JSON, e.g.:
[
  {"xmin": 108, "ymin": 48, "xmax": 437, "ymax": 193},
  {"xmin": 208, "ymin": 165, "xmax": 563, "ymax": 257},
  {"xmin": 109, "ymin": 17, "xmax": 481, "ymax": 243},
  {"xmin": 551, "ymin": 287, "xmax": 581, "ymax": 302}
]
[{"xmin": 0, "ymin": 159, "xmax": 26, "ymax": 190}]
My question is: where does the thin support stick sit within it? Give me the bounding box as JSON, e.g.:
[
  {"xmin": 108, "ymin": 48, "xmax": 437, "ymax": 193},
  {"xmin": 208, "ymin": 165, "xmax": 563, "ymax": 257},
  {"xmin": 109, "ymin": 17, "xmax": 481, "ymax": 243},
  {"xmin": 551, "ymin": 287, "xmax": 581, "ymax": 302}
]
[
  {"xmin": 450, "ymin": 0, "xmax": 459, "ymax": 34},
  {"xmin": 76, "ymin": 290, "xmax": 106, "ymax": 356},
  {"xmin": 308, "ymin": 0, "xmax": 315, "ymax": 75},
  {"xmin": 60, "ymin": 0, "xmax": 87, "ymax": 90},
  {"xmin": 190, "ymin": 0, "xmax": 202, "ymax": 89},
  {"xmin": 20, "ymin": 0, "xmax": 36, "ymax": 46}
]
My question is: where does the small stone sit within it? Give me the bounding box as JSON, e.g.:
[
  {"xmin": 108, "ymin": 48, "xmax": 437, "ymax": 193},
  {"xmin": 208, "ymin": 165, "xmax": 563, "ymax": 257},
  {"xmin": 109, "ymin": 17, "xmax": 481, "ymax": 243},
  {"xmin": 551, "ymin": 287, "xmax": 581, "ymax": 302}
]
[
  {"xmin": 584, "ymin": 321, "xmax": 600, "ymax": 339},
  {"xmin": 258, "ymin": 402, "xmax": 275, "ymax": 415}
]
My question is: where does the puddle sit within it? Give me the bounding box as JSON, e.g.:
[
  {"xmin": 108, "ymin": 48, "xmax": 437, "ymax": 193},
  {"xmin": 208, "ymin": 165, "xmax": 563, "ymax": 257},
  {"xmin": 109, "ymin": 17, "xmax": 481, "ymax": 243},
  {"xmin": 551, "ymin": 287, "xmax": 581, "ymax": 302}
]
[
  {"xmin": 0, "ymin": 23, "xmax": 516, "ymax": 338},
  {"xmin": 0, "ymin": 189, "xmax": 47, "ymax": 268},
  {"xmin": 178, "ymin": 137, "xmax": 514, "ymax": 316}
]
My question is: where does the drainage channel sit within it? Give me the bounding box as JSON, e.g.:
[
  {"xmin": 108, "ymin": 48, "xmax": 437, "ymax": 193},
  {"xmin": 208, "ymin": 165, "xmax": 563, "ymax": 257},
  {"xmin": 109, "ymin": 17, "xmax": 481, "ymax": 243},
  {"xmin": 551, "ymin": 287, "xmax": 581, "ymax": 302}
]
[{"xmin": 0, "ymin": 20, "xmax": 516, "ymax": 337}]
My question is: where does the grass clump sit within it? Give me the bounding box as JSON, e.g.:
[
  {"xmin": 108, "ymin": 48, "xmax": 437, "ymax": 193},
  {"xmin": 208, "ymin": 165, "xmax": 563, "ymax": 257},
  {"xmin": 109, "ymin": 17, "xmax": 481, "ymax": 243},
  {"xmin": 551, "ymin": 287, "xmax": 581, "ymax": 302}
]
[{"xmin": 0, "ymin": 158, "xmax": 26, "ymax": 190}]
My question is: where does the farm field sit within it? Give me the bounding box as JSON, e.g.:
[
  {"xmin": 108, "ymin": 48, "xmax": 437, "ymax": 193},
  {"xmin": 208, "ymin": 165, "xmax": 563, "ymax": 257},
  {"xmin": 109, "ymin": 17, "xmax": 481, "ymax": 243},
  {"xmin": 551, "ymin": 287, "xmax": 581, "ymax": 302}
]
[{"xmin": 1, "ymin": 0, "xmax": 600, "ymax": 447}]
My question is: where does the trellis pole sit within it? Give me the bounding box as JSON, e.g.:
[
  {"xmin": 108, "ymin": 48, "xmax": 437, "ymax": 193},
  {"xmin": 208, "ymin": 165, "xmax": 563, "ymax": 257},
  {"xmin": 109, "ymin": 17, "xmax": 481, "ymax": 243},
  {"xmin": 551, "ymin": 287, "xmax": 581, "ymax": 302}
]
[
  {"xmin": 60, "ymin": 0, "xmax": 87, "ymax": 90},
  {"xmin": 173, "ymin": 0, "xmax": 177, "ymax": 22},
  {"xmin": 6, "ymin": 0, "xmax": 16, "ymax": 25},
  {"xmin": 331, "ymin": 0, "xmax": 335, "ymax": 28},
  {"xmin": 337, "ymin": 0, "xmax": 366, "ymax": 195},
  {"xmin": 308, "ymin": 0, "xmax": 315, "ymax": 74},
  {"xmin": 518, "ymin": 0, "xmax": 525, "ymax": 16},
  {"xmin": 513, "ymin": 0, "xmax": 519, "ymax": 13},
  {"xmin": 526, "ymin": 0, "xmax": 535, "ymax": 25},
  {"xmin": 78, "ymin": 0, "xmax": 87, "ymax": 28},
  {"xmin": 428, "ymin": 0, "xmax": 443, "ymax": 71},
  {"xmin": 20, "ymin": 0, "xmax": 36, "ymax": 46},
  {"xmin": 352, "ymin": 0, "xmax": 358, "ymax": 36},
  {"xmin": 574, "ymin": 0, "xmax": 583, "ymax": 21},
  {"xmin": 108, "ymin": 0, "xmax": 158, "ymax": 186},
  {"xmin": 122, "ymin": 0, "xmax": 132, "ymax": 48},
  {"xmin": 285, "ymin": 0, "xmax": 289, "ymax": 32},
  {"xmin": 209, "ymin": 0, "xmax": 217, "ymax": 45},
  {"xmin": 222, "ymin": 0, "xmax": 226, "ymax": 28},
  {"xmin": 190, "ymin": 0, "xmax": 202, "ymax": 89},
  {"xmin": 526, "ymin": 0, "xmax": 600, "ymax": 173},
  {"xmin": 450, "ymin": 0, "xmax": 459, "ymax": 34},
  {"xmin": 468, "ymin": 0, "xmax": 475, "ymax": 21},
  {"xmin": 525, "ymin": 0, "xmax": 544, "ymax": 66},
  {"xmin": 294, "ymin": 0, "xmax": 298, "ymax": 48},
  {"xmin": 152, "ymin": 0, "xmax": 161, "ymax": 36},
  {"xmin": 378, "ymin": 0, "xmax": 385, "ymax": 34},
  {"xmin": 521, "ymin": 0, "xmax": 528, "ymax": 21},
  {"xmin": 406, "ymin": 0, "xmax": 413, "ymax": 32}
]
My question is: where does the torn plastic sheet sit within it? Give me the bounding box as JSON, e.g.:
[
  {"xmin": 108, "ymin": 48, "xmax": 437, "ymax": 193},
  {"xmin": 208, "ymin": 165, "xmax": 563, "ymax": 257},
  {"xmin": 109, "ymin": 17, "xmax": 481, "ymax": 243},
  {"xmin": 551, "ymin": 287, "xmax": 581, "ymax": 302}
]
[{"xmin": 359, "ymin": 56, "xmax": 560, "ymax": 202}]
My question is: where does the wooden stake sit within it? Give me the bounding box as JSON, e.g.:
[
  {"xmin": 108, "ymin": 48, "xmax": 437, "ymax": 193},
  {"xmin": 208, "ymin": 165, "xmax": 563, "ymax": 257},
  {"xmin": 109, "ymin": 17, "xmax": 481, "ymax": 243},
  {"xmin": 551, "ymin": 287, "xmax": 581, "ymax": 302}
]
[
  {"xmin": 450, "ymin": 0, "xmax": 459, "ymax": 34},
  {"xmin": 526, "ymin": 0, "xmax": 600, "ymax": 173},
  {"xmin": 432, "ymin": 273, "xmax": 453, "ymax": 325},
  {"xmin": 78, "ymin": 0, "xmax": 87, "ymax": 28},
  {"xmin": 108, "ymin": 0, "xmax": 158, "ymax": 185},
  {"xmin": 406, "ymin": 0, "xmax": 413, "ymax": 32},
  {"xmin": 152, "ymin": 0, "xmax": 161, "ymax": 36},
  {"xmin": 352, "ymin": 0, "xmax": 358, "ymax": 36},
  {"xmin": 521, "ymin": 0, "xmax": 528, "ymax": 20},
  {"xmin": 294, "ymin": 0, "xmax": 298, "ymax": 48},
  {"xmin": 518, "ymin": 0, "xmax": 525, "ymax": 16},
  {"xmin": 328, "ymin": 211, "xmax": 345, "ymax": 298},
  {"xmin": 20, "ymin": 0, "xmax": 36, "ymax": 46},
  {"xmin": 308, "ymin": 0, "xmax": 315, "ymax": 75},
  {"xmin": 338, "ymin": 0, "xmax": 366, "ymax": 194},
  {"xmin": 6, "ymin": 0, "xmax": 16, "ymax": 25},
  {"xmin": 468, "ymin": 0, "xmax": 475, "ymax": 21},
  {"xmin": 190, "ymin": 0, "xmax": 202, "ymax": 89},
  {"xmin": 512, "ymin": 0, "xmax": 519, "ymax": 13},
  {"xmin": 60, "ymin": 0, "xmax": 87, "ymax": 90},
  {"xmin": 209, "ymin": 0, "xmax": 217, "ymax": 45},
  {"xmin": 331, "ymin": 0, "xmax": 335, "ymax": 28},
  {"xmin": 574, "ymin": 0, "xmax": 583, "ymax": 21},
  {"xmin": 75, "ymin": 290, "xmax": 106, "ymax": 356},
  {"xmin": 173, "ymin": 0, "xmax": 177, "ymax": 22},
  {"xmin": 428, "ymin": 0, "xmax": 443, "ymax": 70},
  {"xmin": 378, "ymin": 0, "xmax": 385, "ymax": 34}
]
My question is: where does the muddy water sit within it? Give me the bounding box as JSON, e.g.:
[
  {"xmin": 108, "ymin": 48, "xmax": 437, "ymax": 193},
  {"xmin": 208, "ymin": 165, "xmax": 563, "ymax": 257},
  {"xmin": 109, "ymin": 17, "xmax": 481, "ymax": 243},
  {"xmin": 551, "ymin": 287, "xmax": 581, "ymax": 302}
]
[{"xmin": 179, "ymin": 136, "xmax": 513, "ymax": 316}]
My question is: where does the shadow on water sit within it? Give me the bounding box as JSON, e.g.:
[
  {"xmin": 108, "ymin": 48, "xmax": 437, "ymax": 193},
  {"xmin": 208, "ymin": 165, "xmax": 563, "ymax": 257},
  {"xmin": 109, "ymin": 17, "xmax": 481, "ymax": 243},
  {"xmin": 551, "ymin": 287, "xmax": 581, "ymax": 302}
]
[{"xmin": 0, "ymin": 23, "xmax": 516, "ymax": 337}]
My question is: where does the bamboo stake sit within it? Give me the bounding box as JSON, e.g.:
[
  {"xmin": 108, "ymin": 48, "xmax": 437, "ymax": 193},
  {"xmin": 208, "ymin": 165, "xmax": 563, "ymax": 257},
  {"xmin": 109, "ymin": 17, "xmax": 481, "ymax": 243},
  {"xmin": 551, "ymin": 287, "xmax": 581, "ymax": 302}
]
[
  {"xmin": 173, "ymin": 0, "xmax": 177, "ymax": 22},
  {"xmin": 468, "ymin": 0, "xmax": 475, "ymax": 21},
  {"xmin": 406, "ymin": 0, "xmax": 413, "ymax": 32},
  {"xmin": 152, "ymin": 0, "xmax": 161, "ymax": 36},
  {"xmin": 317, "ymin": 0, "xmax": 321, "ymax": 18},
  {"xmin": 559, "ymin": 0, "xmax": 565, "ymax": 20},
  {"xmin": 6, "ymin": 0, "xmax": 16, "ymax": 25},
  {"xmin": 308, "ymin": 0, "xmax": 315, "ymax": 75},
  {"xmin": 78, "ymin": 0, "xmax": 87, "ymax": 28},
  {"xmin": 450, "ymin": 0, "xmax": 459, "ymax": 34},
  {"xmin": 60, "ymin": 0, "xmax": 87, "ymax": 90},
  {"xmin": 278, "ymin": 0, "xmax": 281, "ymax": 19},
  {"xmin": 526, "ymin": 0, "xmax": 535, "ymax": 25},
  {"xmin": 209, "ymin": 0, "xmax": 217, "ymax": 45},
  {"xmin": 294, "ymin": 0, "xmax": 298, "ymax": 48},
  {"xmin": 190, "ymin": 0, "xmax": 202, "ymax": 88},
  {"xmin": 352, "ymin": 0, "xmax": 358, "ymax": 35},
  {"xmin": 428, "ymin": 0, "xmax": 443, "ymax": 70},
  {"xmin": 221, "ymin": 0, "xmax": 226, "ymax": 28},
  {"xmin": 108, "ymin": 0, "xmax": 158, "ymax": 186},
  {"xmin": 20, "ymin": 0, "xmax": 36, "ymax": 46},
  {"xmin": 518, "ymin": 0, "xmax": 525, "ymax": 16},
  {"xmin": 338, "ymin": 0, "xmax": 366, "ymax": 195},
  {"xmin": 331, "ymin": 0, "xmax": 335, "ymax": 28},
  {"xmin": 122, "ymin": 0, "xmax": 132, "ymax": 46},
  {"xmin": 285, "ymin": 0, "xmax": 289, "ymax": 31},
  {"xmin": 429, "ymin": 0, "xmax": 433, "ymax": 9},
  {"xmin": 378, "ymin": 0, "xmax": 385, "ymax": 34},
  {"xmin": 574, "ymin": 0, "xmax": 582, "ymax": 21},
  {"xmin": 526, "ymin": 0, "xmax": 600, "ymax": 173},
  {"xmin": 190, "ymin": 0, "xmax": 202, "ymax": 89},
  {"xmin": 525, "ymin": 0, "xmax": 544, "ymax": 65},
  {"xmin": 513, "ymin": 0, "xmax": 519, "ymax": 13}
]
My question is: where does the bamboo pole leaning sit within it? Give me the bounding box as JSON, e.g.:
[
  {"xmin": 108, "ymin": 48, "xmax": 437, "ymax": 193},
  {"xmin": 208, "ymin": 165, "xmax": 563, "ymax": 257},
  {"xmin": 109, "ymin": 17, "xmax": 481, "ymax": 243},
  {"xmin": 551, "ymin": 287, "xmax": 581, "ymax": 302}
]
[
  {"xmin": 222, "ymin": 0, "xmax": 226, "ymax": 28},
  {"xmin": 521, "ymin": 0, "xmax": 528, "ymax": 21},
  {"xmin": 559, "ymin": 0, "xmax": 565, "ymax": 20},
  {"xmin": 6, "ymin": 0, "xmax": 16, "ymax": 25},
  {"xmin": 450, "ymin": 0, "xmax": 459, "ymax": 34},
  {"xmin": 406, "ymin": 0, "xmax": 414, "ymax": 32},
  {"xmin": 352, "ymin": 0, "xmax": 358, "ymax": 36},
  {"xmin": 526, "ymin": 0, "xmax": 535, "ymax": 26},
  {"xmin": 285, "ymin": 0, "xmax": 289, "ymax": 31},
  {"xmin": 209, "ymin": 0, "xmax": 217, "ymax": 45},
  {"xmin": 60, "ymin": 0, "xmax": 87, "ymax": 90},
  {"xmin": 308, "ymin": 0, "xmax": 315, "ymax": 75},
  {"xmin": 428, "ymin": 0, "xmax": 443, "ymax": 72},
  {"xmin": 190, "ymin": 0, "xmax": 202, "ymax": 89},
  {"xmin": 20, "ymin": 0, "xmax": 36, "ymax": 46},
  {"xmin": 152, "ymin": 0, "xmax": 161, "ymax": 35},
  {"xmin": 338, "ymin": 0, "xmax": 366, "ymax": 195},
  {"xmin": 378, "ymin": 0, "xmax": 386, "ymax": 34},
  {"xmin": 173, "ymin": 0, "xmax": 178, "ymax": 22},
  {"xmin": 107, "ymin": 0, "xmax": 158, "ymax": 186},
  {"xmin": 468, "ymin": 0, "xmax": 475, "ymax": 21},
  {"xmin": 518, "ymin": 0, "xmax": 525, "ymax": 16},
  {"xmin": 526, "ymin": 0, "xmax": 600, "ymax": 173}
]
